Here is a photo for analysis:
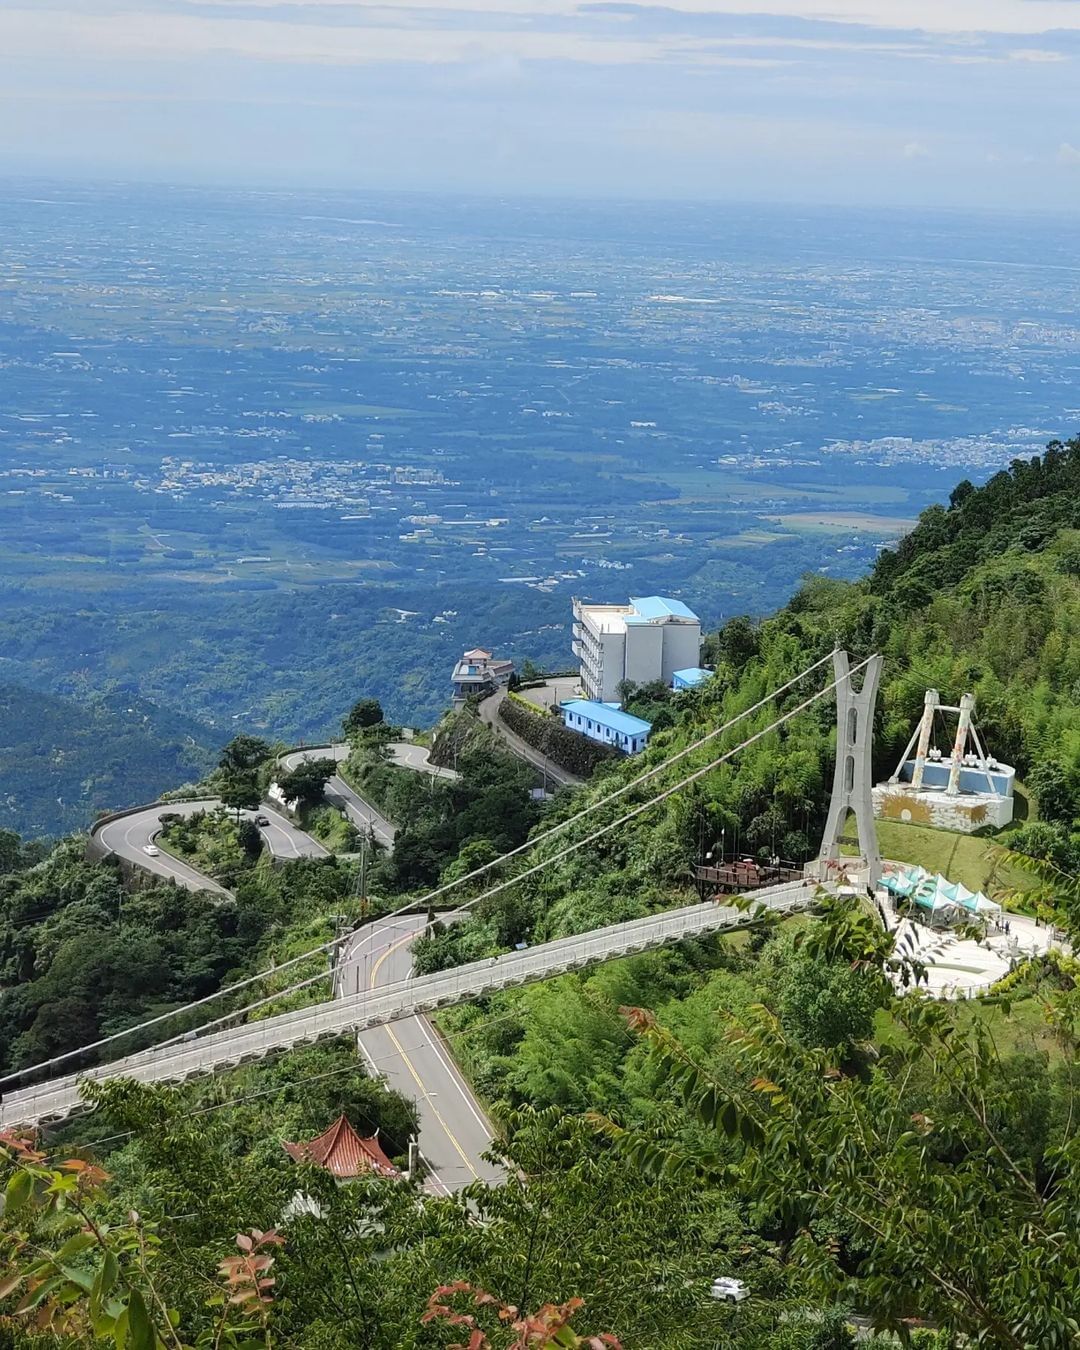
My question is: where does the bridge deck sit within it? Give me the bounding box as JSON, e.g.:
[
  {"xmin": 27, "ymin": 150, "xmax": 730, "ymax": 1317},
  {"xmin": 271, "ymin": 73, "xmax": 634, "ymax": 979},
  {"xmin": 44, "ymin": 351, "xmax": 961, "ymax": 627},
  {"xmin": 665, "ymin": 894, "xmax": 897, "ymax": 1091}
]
[{"xmin": 1, "ymin": 879, "xmax": 815, "ymax": 1128}]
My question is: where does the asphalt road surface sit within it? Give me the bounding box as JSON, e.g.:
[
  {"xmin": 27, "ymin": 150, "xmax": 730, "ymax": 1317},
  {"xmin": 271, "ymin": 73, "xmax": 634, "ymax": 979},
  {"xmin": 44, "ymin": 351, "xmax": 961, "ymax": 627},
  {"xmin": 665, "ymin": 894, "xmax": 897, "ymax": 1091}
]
[
  {"xmin": 278, "ymin": 744, "xmax": 396, "ymax": 850},
  {"xmin": 96, "ymin": 801, "xmax": 232, "ymax": 896},
  {"xmin": 94, "ymin": 762, "xmax": 495, "ymax": 1191},
  {"xmin": 94, "ymin": 799, "xmax": 326, "ymax": 895},
  {"xmin": 389, "ymin": 742, "xmax": 460, "ymax": 780},
  {"xmin": 340, "ymin": 915, "xmax": 501, "ymax": 1192},
  {"xmin": 478, "ymin": 689, "xmax": 583, "ymax": 789}
]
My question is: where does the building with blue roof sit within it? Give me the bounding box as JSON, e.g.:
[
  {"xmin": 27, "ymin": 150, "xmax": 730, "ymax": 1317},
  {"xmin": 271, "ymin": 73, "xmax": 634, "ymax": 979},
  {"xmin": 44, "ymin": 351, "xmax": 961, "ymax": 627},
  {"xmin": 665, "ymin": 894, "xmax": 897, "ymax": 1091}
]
[
  {"xmin": 672, "ymin": 667, "xmax": 712, "ymax": 691},
  {"xmin": 629, "ymin": 595, "xmax": 699, "ymax": 622},
  {"xmin": 572, "ymin": 594, "xmax": 701, "ymax": 703},
  {"xmin": 560, "ymin": 699, "xmax": 652, "ymax": 755}
]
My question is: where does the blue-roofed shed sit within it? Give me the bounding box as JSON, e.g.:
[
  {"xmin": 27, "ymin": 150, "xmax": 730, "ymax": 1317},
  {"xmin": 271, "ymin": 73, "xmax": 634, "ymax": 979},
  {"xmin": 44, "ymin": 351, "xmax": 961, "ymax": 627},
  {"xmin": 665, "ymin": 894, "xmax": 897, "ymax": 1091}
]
[
  {"xmin": 628, "ymin": 595, "xmax": 699, "ymax": 622},
  {"xmin": 672, "ymin": 667, "xmax": 712, "ymax": 691},
  {"xmin": 559, "ymin": 699, "xmax": 652, "ymax": 755}
]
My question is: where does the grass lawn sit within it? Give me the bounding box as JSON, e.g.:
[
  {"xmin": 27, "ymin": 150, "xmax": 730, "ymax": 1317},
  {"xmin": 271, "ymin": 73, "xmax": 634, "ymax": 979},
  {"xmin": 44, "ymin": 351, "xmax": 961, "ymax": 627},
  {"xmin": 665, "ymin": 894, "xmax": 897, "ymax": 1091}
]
[
  {"xmin": 841, "ymin": 807, "xmax": 1039, "ymax": 907},
  {"xmin": 874, "ymin": 986, "xmax": 1062, "ymax": 1060},
  {"xmin": 961, "ymin": 992, "xmax": 1062, "ymax": 1058}
]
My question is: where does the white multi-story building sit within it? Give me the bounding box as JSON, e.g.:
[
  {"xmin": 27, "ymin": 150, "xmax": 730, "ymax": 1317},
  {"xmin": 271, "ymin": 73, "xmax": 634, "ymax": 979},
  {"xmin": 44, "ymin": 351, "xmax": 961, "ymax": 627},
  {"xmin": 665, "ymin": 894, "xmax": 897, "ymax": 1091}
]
[{"xmin": 572, "ymin": 595, "xmax": 702, "ymax": 703}]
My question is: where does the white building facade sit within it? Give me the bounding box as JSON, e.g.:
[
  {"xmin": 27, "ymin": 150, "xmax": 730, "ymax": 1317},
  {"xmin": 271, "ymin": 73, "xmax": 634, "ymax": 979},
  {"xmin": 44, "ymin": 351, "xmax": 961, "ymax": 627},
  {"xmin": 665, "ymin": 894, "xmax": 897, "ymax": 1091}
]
[
  {"xmin": 451, "ymin": 648, "xmax": 515, "ymax": 704},
  {"xmin": 572, "ymin": 595, "xmax": 702, "ymax": 703}
]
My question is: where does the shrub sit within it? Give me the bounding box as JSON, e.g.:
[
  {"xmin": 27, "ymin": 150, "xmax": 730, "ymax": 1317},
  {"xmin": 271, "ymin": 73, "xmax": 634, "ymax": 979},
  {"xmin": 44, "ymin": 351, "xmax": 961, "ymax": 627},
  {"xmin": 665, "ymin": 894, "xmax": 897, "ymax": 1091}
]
[{"xmin": 498, "ymin": 696, "xmax": 621, "ymax": 778}]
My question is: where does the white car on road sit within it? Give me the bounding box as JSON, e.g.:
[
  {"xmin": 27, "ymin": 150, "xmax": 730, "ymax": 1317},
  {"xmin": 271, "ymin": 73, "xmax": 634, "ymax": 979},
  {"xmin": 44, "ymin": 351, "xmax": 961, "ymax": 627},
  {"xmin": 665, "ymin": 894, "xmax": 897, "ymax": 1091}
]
[
  {"xmin": 143, "ymin": 844, "xmax": 160, "ymax": 857},
  {"xmin": 710, "ymin": 1277, "xmax": 749, "ymax": 1304}
]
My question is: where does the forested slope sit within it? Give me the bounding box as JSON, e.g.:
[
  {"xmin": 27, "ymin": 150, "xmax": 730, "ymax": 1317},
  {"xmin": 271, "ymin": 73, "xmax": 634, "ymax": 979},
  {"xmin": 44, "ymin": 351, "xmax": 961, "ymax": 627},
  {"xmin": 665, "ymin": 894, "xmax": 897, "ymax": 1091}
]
[
  {"xmin": 419, "ymin": 435, "xmax": 1080, "ymax": 1146},
  {"xmin": 3, "ymin": 440, "xmax": 1080, "ymax": 1348},
  {"xmin": 0, "ymin": 683, "xmax": 216, "ymax": 838}
]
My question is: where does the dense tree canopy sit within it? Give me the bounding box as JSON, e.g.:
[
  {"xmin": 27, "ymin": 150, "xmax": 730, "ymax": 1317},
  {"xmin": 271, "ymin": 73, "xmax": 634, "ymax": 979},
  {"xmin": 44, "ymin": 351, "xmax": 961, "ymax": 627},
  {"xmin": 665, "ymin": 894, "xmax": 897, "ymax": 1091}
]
[{"xmin": 4, "ymin": 438, "xmax": 1080, "ymax": 1346}]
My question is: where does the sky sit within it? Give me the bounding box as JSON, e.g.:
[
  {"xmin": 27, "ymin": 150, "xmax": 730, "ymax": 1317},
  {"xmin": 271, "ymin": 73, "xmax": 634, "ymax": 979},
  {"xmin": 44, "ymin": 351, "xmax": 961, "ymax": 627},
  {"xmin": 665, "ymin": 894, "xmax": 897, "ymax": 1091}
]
[{"xmin": 2, "ymin": 0, "xmax": 1080, "ymax": 207}]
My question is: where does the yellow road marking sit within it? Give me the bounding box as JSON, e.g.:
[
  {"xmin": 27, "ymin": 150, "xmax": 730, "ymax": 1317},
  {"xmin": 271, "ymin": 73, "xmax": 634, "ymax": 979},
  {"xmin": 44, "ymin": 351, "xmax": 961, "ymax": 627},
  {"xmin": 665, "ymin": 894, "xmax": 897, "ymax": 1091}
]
[{"xmin": 368, "ymin": 929, "xmax": 478, "ymax": 1179}]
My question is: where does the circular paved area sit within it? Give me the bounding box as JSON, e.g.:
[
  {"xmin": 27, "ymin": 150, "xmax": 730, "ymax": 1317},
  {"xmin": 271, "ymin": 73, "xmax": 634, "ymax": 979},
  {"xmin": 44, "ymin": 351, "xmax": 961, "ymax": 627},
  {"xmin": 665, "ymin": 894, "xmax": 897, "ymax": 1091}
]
[{"xmin": 879, "ymin": 899, "xmax": 1063, "ymax": 999}]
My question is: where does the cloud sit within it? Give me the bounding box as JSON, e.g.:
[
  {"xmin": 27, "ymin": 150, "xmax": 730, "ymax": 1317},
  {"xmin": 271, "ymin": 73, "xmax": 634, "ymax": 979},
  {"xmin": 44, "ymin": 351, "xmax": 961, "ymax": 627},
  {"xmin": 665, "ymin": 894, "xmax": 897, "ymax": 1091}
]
[
  {"xmin": 2, "ymin": 0, "xmax": 1079, "ymax": 205},
  {"xmin": 180, "ymin": 0, "xmax": 1080, "ymax": 32},
  {"xmin": 0, "ymin": 8, "xmax": 780, "ymax": 67},
  {"xmin": 6, "ymin": 0, "xmax": 1080, "ymax": 75},
  {"xmin": 1007, "ymin": 46, "xmax": 1069, "ymax": 59}
]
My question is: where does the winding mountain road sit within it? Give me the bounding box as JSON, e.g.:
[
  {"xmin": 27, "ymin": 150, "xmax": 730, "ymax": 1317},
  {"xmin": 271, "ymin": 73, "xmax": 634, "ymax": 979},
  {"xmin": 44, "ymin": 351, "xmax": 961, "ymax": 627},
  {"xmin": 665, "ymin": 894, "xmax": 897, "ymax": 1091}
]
[
  {"xmin": 342, "ymin": 916, "xmax": 500, "ymax": 1191},
  {"xmin": 478, "ymin": 689, "xmax": 582, "ymax": 789},
  {"xmin": 83, "ymin": 750, "xmax": 492, "ymax": 1191},
  {"xmin": 1, "ymin": 881, "xmax": 815, "ymax": 1136},
  {"xmin": 96, "ymin": 799, "xmax": 326, "ymax": 896},
  {"xmin": 278, "ymin": 744, "xmax": 397, "ymax": 849}
]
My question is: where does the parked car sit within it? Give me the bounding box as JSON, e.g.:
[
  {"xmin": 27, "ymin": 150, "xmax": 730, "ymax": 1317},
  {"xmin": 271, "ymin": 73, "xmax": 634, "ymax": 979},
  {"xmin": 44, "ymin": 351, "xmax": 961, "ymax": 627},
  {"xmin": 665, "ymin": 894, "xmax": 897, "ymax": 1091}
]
[
  {"xmin": 710, "ymin": 1277, "xmax": 749, "ymax": 1304},
  {"xmin": 143, "ymin": 844, "xmax": 160, "ymax": 857}
]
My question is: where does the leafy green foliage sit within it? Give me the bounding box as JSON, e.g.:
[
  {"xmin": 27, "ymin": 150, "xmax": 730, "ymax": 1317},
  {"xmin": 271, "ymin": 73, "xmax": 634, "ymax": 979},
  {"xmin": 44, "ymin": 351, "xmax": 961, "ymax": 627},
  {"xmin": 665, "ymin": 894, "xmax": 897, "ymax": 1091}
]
[
  {"xmin": 160, "ymin": 807, "xmax": 259, "ymax": 881},
  {"xmin": 774, "ymin": 944, "xmax": 883, "ymax": 1052},
  {"xmin": 497, "ymin": 696, "xmax": 621, "ymax": 778},
  {"xmin": 6, "ymin": 440, "xmax": 1080, "ymax": 1346},
  {"xmin": 346, "ymin": 737, "xmax": 538, "ymax": 890},
  {"xmin": 342, "ymin": 698, "xmax": 384, "ymax": 736},
  {"xmin": 597, "ymin": 906, "xmax": 1080, "ymax": 1348},
  {"xmin": 0, "ymin": 843, "xmax": 270, "ymax": 1076},
  {"xmin": 276, "ymin": 759, "xmax": 335, "ymax": 809},
  {"xmin": 214, "ymin": 737, "xmax": 274, "ymax": 822}
]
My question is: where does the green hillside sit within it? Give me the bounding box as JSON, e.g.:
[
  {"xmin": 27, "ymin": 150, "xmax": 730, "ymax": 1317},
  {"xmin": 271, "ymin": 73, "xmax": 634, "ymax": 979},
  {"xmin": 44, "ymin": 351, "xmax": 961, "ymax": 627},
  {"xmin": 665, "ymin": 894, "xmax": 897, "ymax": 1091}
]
[
  {"xmin": 422, "ymin": 438, "xmax": 1080, "ymax": 973},
  {"xmin": 0, "ymin": 683, "xmax": 217, "ymax": 838},
  {"xmin": 2, "ymin": 439, "xmax": 1080, "ymax": 1348}
]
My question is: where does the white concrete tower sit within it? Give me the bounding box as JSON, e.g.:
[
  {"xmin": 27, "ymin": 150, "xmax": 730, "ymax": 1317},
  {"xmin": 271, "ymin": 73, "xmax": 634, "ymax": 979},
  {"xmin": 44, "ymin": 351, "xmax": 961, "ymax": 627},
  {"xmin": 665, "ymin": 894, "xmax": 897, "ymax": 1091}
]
[{"xmin": 817, "ymin": 649, "xmax": 884, "ymax": 890}]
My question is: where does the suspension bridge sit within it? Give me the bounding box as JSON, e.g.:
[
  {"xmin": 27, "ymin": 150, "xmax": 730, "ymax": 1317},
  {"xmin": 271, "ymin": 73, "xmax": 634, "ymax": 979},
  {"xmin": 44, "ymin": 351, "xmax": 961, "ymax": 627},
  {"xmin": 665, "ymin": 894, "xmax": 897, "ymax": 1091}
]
[{"xmin": 0, "ymin": 650, "xmax": 882, "ymax": 1148}]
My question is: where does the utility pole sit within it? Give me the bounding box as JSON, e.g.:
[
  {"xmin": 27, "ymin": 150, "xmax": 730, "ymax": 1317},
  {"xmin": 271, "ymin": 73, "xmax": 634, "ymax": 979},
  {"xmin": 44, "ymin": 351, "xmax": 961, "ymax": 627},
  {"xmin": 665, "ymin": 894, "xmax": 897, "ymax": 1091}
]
[{"xmin": 354, "ymin": 834, "xmax": 370, "ymax": 923}]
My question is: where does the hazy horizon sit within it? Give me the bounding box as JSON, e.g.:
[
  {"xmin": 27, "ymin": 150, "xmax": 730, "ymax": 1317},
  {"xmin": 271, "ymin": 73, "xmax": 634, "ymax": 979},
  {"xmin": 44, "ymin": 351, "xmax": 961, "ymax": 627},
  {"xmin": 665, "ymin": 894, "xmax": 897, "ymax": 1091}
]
[
  {"xmin": 6, "ymin": 170, "xmax": 1080, "ymax": 221},
  {"xmin": 3, "ymin": 1, "xmax": 1080, "ymax": 211}
]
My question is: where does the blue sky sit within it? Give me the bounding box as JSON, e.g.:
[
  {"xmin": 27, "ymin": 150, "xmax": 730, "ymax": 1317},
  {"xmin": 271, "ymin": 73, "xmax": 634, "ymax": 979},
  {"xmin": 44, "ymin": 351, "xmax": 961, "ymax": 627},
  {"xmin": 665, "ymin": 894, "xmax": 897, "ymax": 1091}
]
[{"xmin": 3, "ymin": 0, "xmax": 1080, "ymax": 207}]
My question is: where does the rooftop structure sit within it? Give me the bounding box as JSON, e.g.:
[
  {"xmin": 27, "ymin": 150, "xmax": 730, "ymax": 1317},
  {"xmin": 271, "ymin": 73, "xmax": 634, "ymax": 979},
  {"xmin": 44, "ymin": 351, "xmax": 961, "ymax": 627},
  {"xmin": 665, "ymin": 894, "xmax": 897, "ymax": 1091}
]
[
  {"xmin": 873, "ymin": 689, "xmax": 1015, "ymax": 834},
  {"xmin": 672, "ymin": 667, "xmax": 712, "ymax": 691},
  {"xmin": 572, "ymin": 595, "xmax": 701, "ymax": 703},
  {"xmin": 451, "ymin": 647, "xmax": 514, "ymax": 705},
  {"xmin": 559, "ymin": 698, "xmax": 651, "ymax": 755},
  {"xmin": 282, "ymin": 1115, "xmax": 399, "ymax": 1179}
]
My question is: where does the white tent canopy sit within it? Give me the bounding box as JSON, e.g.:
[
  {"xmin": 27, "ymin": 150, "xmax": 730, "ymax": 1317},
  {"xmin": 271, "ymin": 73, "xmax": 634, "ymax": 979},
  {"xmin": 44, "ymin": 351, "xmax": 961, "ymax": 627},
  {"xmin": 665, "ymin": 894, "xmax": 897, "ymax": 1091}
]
[{"xmin": 881, "ymin": 865, "xmax": 1001, "ymax": 918}]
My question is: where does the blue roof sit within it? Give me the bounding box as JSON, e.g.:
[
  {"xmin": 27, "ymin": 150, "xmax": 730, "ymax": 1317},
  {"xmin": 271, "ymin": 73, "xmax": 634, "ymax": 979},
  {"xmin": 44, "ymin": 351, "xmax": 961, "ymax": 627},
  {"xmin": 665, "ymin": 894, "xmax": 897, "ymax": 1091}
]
[
  {"xmin": 673, "ymin": 667, "xmax": 711, "ymax": 687},
  {"xmin": 630, "ymin": 595, "xmax": 699, "ymax": 622},
  {"xmin": 560, "ymin": 700, "xmax": 652, "ymax": 736}
]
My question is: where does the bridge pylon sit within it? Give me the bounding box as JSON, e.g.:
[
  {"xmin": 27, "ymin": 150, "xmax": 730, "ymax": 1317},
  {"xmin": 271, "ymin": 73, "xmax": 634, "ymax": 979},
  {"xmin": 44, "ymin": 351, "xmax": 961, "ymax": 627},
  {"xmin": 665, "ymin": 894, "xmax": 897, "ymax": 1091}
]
[{"xmin": 812, "ymin": 649, "xmax": 883, "ymax": 891}]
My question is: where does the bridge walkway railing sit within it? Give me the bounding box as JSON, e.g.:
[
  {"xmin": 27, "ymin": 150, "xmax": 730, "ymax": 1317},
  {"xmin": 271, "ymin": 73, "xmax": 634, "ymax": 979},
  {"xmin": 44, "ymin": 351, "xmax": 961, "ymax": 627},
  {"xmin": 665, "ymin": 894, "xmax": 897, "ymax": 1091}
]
[{"xmin": 1, "ymin": 879, "xmax": 816, "ymax": 1128}]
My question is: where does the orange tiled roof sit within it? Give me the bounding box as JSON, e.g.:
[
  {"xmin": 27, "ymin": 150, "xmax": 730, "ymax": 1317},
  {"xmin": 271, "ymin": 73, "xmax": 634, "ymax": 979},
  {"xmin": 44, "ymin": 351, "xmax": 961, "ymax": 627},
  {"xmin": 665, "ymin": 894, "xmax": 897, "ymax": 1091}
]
[{"xmin": 282, "ymin": 1115, "xmax": 399, "ymax": 1179}]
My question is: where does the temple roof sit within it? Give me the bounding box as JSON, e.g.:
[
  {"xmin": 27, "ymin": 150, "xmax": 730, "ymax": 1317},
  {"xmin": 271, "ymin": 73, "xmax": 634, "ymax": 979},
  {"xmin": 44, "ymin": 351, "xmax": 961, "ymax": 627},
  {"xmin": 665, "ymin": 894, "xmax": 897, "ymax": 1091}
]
[{"xmin": 282, "ymin": 1115, "xmax": 399, "ymax": 1179}]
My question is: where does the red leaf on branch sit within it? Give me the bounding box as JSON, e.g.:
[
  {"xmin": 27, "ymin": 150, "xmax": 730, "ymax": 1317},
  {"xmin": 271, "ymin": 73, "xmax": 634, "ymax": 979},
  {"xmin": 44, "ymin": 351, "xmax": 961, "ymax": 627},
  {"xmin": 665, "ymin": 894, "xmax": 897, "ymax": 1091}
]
[{"xmin": 619, "ymin": 1006, "xmax": 657, "ymax": 1032}]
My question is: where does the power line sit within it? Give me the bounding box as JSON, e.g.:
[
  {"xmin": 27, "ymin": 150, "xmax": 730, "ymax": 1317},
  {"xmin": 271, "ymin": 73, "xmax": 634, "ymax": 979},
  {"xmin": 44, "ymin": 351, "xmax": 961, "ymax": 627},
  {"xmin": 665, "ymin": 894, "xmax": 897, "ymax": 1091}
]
[
  {"xmin": 51, "ymin": 1003, "xmax": 530, "ymax": 1158},
  {"xmin": 133, "ymin": 659, "xmax": 859, "ymax": 1051},
  {"xmin": 18, "ymin": 653, "xmax": 867, "ymax": 1090},
  {"xmin": 1, "ymin": 652, "xmax": 837, "ymax": 1088}
]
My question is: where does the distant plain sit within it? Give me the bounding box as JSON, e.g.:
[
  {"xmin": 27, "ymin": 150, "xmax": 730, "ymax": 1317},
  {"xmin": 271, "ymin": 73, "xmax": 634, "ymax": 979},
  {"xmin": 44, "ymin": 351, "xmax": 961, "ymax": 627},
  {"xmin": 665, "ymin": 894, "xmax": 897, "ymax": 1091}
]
[{"xmin": 1, "ymin": 183, "xmax": 1077, "ymax": 833}]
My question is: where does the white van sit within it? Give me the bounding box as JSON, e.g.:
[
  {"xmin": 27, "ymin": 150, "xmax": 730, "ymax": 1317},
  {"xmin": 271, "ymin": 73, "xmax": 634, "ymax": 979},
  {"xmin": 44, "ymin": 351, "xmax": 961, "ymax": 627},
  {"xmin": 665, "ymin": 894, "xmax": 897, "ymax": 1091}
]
[{"xmin": 710, "ymin": 1277, "xmax": 749, "ymax": 1304}]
